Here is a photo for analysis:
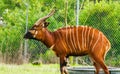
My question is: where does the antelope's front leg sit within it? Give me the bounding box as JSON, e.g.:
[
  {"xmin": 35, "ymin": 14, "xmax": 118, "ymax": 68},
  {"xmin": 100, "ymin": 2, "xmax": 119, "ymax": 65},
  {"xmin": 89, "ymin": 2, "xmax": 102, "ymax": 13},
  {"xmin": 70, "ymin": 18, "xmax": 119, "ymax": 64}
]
[{"xmin": 60, "ymin": 56, "xmax": 69, "ymax": 74}]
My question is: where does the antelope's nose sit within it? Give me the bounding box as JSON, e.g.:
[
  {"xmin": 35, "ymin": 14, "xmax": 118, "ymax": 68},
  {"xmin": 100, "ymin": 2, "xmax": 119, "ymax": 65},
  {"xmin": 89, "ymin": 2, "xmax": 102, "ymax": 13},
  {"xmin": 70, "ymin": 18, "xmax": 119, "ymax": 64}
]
[{"xmin": 24, "ymin": 32, "xmax": 33, "ymax": 39}]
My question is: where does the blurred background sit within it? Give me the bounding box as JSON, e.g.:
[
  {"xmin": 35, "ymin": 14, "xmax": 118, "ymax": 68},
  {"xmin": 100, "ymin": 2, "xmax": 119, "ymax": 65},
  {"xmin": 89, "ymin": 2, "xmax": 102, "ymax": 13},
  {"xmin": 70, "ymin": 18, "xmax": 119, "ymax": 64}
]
[{"xmin": 0, "ymin": 0, "xmax": 120, "ymax": 68}]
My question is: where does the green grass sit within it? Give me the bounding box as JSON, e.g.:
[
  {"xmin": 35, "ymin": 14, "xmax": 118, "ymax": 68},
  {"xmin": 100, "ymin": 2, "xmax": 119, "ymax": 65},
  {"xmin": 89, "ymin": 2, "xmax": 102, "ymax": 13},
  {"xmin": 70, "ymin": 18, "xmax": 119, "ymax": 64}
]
[{"xmin": 0, "ymin": 64, "xmax": 60, "ymax": 74}]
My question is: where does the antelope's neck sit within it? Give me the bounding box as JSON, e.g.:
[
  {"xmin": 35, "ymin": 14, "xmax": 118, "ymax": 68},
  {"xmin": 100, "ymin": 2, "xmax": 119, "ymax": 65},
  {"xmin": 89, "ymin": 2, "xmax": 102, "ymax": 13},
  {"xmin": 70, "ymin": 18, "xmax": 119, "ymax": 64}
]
[{"xmin": 42, "ymin": 28, "xmax": 55, "ymax": 48}]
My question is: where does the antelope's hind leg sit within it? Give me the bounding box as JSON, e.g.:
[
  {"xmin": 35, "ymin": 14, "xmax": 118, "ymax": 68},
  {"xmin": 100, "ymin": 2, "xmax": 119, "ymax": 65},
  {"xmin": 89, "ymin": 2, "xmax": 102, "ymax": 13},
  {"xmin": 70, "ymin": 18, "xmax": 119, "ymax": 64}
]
[
  {"xmin": 91, "ymin": 54, "xmax": 109, "ymax": 74},
  {"xmin": 98, "ymin": 59, "xmax": 109, "ymax": 74},
  {"xmin": 93, "ymin": 62, "xmax": 101, "ymax": 74}
]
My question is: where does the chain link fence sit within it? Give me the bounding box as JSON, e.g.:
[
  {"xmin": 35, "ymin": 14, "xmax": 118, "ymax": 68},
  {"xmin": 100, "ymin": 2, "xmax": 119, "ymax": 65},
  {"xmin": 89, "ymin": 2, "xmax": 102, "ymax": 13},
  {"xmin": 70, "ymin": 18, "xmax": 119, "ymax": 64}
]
[{"xmin": 0, "ymin": 0, "xmax": 120, "ymax": 67}]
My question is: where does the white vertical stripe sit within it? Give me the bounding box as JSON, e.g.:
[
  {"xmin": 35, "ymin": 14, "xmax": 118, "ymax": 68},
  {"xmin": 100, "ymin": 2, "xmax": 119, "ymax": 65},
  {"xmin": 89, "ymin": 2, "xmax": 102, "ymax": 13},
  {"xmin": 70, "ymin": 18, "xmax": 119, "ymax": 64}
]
[
  {"xmin": 56, "ymin": 30, "xmax": 67, "ymax": 53},
  {"xmin": 73, "ymin": 27, "xmax": 77, "ymax": 52},
  {"xmin": 33, "ymin": 31, "xmax": 38, "ymax": 38},
  {"xmin": 103, "ymin": 35, "xmax": 111, "ymax": 59},
  {"xmin": 70, "ymin": 27, "xmax": 77, "ymax": 54},
  {"xmin": 76, "ymin": 26, "xmax": 81, "ymax": 52},
  {"xmin": 84, "ymin": 26, "xmax": 87, "ymax": 48},
  {"xmin": 90, "ymin": 29, "xmax": 95, "ymax": 47},
  {"xmin": 82, "ymin": 26, "xmax": 84, "ymax": 49},
  {"xmin": 66, "ymin": 27, "xmax": 73, "ymax": 53},
  {"xmin": 98, "ymin": 33, "xmax": 103, "ymax": 58},
  {"xmin": 87, "ymin": 27, "xmax": 92, "ymax": 49},
  {"xmin": 92, "ymin": 32, "xmax": 100, "ymax": 51}
]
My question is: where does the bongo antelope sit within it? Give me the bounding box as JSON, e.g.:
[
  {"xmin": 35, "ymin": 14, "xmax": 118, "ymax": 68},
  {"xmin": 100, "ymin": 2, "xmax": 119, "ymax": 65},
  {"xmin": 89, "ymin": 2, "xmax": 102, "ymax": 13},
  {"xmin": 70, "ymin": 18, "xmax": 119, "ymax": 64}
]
[{"xmin": 24, "ymin": 10, "xmax": 111, "ymax": 74}]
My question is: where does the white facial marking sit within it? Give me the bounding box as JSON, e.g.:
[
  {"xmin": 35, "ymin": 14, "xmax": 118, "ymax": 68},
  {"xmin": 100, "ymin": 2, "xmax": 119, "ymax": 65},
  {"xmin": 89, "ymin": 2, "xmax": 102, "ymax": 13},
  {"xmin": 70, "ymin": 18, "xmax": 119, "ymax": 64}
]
[
  {"xmin": 33, "ymin": 31, "xmax": 38, "ymax": 38},
  {"xmin": 42, "ymin": 23, "xmax": 44, "ymax": 27}
]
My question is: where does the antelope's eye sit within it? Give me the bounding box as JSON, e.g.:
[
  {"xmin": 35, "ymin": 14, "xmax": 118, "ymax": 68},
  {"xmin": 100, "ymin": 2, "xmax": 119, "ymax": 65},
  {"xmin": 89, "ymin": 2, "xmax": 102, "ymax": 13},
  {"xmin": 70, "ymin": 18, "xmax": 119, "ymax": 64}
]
[
  {"xmin": 33, "ymin": 27, "xmax": 37, "ymax": 29},
  {"xmin": 32, "ymin": 25, "xmax": 38, "ymax": 30}
]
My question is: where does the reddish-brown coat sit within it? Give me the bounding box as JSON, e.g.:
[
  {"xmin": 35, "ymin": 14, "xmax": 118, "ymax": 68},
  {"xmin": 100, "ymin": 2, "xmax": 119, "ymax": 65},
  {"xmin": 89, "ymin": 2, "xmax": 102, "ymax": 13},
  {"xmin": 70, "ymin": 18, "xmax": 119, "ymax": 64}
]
[{"xmin": 24, "ymin": 10, "xmax": 111, "ymax": 74}]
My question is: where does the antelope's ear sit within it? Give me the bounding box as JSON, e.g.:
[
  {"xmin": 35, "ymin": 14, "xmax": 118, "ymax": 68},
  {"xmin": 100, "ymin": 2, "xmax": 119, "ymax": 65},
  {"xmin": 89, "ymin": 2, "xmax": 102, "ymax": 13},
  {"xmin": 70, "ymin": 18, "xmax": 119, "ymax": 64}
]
[{"xmin": 44, "ymin": 22, "xmax": 50, "ymax": 27}]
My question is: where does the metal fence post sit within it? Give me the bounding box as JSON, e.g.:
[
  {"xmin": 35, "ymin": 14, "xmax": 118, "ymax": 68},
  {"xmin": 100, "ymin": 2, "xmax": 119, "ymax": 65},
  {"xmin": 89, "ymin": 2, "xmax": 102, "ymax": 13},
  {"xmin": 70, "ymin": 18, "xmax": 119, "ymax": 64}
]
[
  {"xmin": 76, "ymin": 0, "xmax": 79, "ymax": 26},
  {"xmin": 75, "ymin": 0, "xmax": 80, "ymax": 64},
  {"xmin": 24, "ymin": 1, "xmax": 29, "ymax": 63}
]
